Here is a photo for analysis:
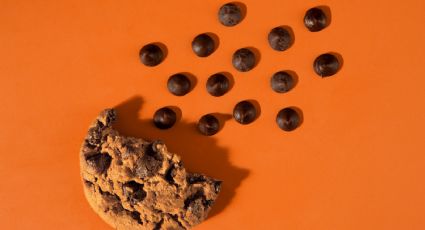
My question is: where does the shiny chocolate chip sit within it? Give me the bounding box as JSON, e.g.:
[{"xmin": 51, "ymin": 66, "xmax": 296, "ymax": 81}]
[
  {"xmin": 276, "ymin": 108, "xmax": 300, "ymax": 131},
  {"xmin": 197, "ymin": 114, "xmax": 220, "ymax": 136},
  {"xmin": 270, "ymin": 71, "xmax": 295, "ymax": 93},
  {"xmin": 218, "ymin": 3, "xmax": 244, "ymax": 26},
  {"xmin": 313, "ymin": 53, "xmax": 341, "ymax": 77},
  {"xmin": 206, "ymin": 73, "xmax": 230, "ymax": 97},
  {"xmin": 192, "ymin": 33, "xmax": 216, "ymax": 57},
  {"xmin": 232, "ymin": 48, "xmax": 256, "ymax": 72},
  {"xmin": 167, "ymin": 73, "xmax": 192, "ymax": 96},
  {"xmin": 153, "ymin": 107, "xmax": 177, "ymax": 129},
  {"xmin": 139, "ymin": 43, "xmax": 165, "ymax": 67},
  {"xmin": 268, "ymin": 27, "xmax": 293, "ymax": 51},
  {"xmin": 233, "ymin": 100, "xmax": 257, "ymax": 124},
  {"xmin": 304, "ymin": 7, "xmax": 329, "ymax": 32}
]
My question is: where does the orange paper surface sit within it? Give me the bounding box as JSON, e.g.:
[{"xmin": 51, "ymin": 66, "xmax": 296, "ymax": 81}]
[{"xmin": 1, "ymin": 0, "xmax": 425, "ymax": 229}]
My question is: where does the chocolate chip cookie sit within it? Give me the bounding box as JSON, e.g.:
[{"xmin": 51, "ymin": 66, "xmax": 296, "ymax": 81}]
[{"xmin": 80, "ymin": 109, "xmax": 222, "ymax": 229}]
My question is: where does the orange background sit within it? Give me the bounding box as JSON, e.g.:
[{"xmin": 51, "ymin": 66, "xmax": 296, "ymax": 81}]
[{"xmin": 1, "ymin": 0, "xmax": 425, "ymax": 229}]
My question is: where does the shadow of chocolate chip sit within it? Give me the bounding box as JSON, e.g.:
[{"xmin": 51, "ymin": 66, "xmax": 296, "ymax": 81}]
[{"xmin": 165, "ymin": 106, "xmax": 182, "ymax": 124}]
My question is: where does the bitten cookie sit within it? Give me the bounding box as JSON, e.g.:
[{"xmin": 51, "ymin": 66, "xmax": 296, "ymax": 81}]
[{"xmin": 80, "ymin": 109, "xmax": 221, "ymax": 229}]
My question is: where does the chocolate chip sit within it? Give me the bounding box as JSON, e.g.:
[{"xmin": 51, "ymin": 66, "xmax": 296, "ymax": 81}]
[
  {"xmin": 164, "ymin": 164, "xmax": 177, "ymax": 185},
  {"xmin": 167, "ymin": 73, "xmax": 192, "ymax": 96},
  {"xmin": 304, "ymin": 7, "xmax": 329, "ymax": 32},
  {"xmin": 99, "ymin": 188, "xmax": 121, "ymax": 203},
  {"xmin": 153, "ymin": 107, "xmax": 177, "ymax": 129},
  {"xmin": 130, "ymin": 211, "xmax": 143, "ymax": 224},
  {"xmin": 276, "ymin": 108, "xmax": 300, "ymax": 131},
  {"xmin": 313, "ymin": 53, "xmax": 341, "ymax": 77},
  {"xmin": 270, "ymin": 71, "xmax": 295, "ymax": 93},
  {"xmin": 170, "ymin": 214, "xmax": 185, "ymax": 229},
  {"xmin": 187, "ymin": 173, "xmax": 207, "ymax": 184},
  {"xmin": 192, "ymin": 33, "xmax": 216, "ymax": 57},
  {"xmin": 185, "ymin": 197, "xmax": 205, "ymax": 219},
  {"xmin": 125, "ymin": 167, "xmax": 135, "ymax": 177},
  {"xmin": 145, "ymin": 159, "xmax": 161, "ymax": 173},
  {"xmin": 83, "ymin": 141, "xmax": 97, "ymax": 151},
  {"xmin": 111, "ymin": 203, "xmax": 124, "ymax": 214},
  {"xmin": 102, "ymin": 109, "xmax": 117, "ymax": 125},
  {"xmin": 213, "ymin": 181, "xmax": 222, "ymax": 194},
  {"xmin": 268, "ymin": 27, "xmax": 293, "ymax": 51},
  {"xmin": 108, "ymin": 180, "xmax": 114, "ymax": 189},
  {"xmin": 232, "ymin": 48, "xmax": 256, "ymax": 72},
  {"xmin": 139, "ymin": 43, "xmax": 165, "ymax": 67},
  {"xmin": 121, "ymin": 139, "xmax": 138, "ymax": 155},
  {"xmin": 83, "ymin": 179, "xmax": 94, "ymax": 188},
  {"xmin": 100, "ymin": 192, "xmax": 124, "ymax": 214},
  {"xmin": 85, "ymin": 153, "xmax": 112, "ymax": 174},
  {"xmin": 218, "ymin": 3, "xmax": 243, "ymax": 26},
  {"xmin": 151, "ymin": 140, "xmax": 165, "ymax": 152},
  {"xmin": 154, "ymin": 219, "xmax": 164, "ymax": 230},
  {"xmin": 233, "ymin": 100, "xmax": 257, "ymax": 124},
  {"xmin": 197, "ymin": 114, "xmax": 220, "ymax": 136},
  {"xmin": 184, "ymin": 190, "xmax": 205, "ymax": 209},
  {"xmin": 135, "ymin": 146, "xmax": 164, "ymax": 178},
  {"xmin": 86, "ymin": 124, "xmax": 103, "ymax": 146},
  {"xmin": 202, "ymin": 199, "xmax": 214, "ymax": 207},
  {"xmin": 123, "ymin": 181, "xmax": 147, "ymax": 205},
  {"xmin": 206, "ymin": 73, "xmax": 230, "ymax": 97},
  {"xmin": 145, "ymin": 142, "xmax": 162, "ymax": 157}
]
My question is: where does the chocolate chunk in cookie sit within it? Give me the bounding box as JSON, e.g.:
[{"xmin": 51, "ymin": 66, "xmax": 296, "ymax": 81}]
[
  {"xmin": 134, "ymin": 143, "xmax": 164, "ymax": 178},
  {"xmin": 85, "ymin": 153, "xmax": 112, "ymax": 174},
  {"xmin": 122, "ymin": 181, "xmax": 147, "ymax": 205}
]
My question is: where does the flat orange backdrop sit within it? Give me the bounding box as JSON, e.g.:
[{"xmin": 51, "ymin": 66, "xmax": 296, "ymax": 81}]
[{"xmin": 1, "ymin": 0, "xmax": 425, "ymax": 229}]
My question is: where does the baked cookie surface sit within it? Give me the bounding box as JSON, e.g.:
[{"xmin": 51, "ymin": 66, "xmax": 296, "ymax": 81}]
[{"xmin": 80, "ymin": 109, "xmax": 221, "ymax": 229}]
